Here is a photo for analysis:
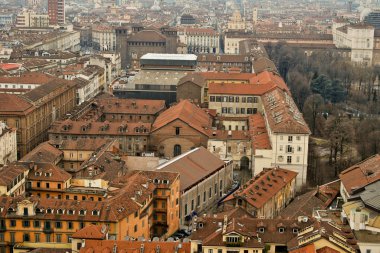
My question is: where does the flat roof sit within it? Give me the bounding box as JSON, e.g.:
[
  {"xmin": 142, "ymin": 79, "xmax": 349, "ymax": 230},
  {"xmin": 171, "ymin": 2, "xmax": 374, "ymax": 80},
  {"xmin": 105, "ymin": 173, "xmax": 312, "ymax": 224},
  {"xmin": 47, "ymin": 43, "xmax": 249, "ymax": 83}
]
[{"xmin": 140, "ymin": 53, "xmax": 198, "ymax": 61}]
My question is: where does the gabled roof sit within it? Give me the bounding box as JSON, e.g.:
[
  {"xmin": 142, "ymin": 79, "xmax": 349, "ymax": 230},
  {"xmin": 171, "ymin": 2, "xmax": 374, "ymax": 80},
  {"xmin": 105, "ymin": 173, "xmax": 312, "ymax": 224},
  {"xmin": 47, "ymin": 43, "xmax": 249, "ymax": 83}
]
[
  {"xmin": 26, "ymin": 162, "xmax": 71, "ymax": 182},
  {"xmin": 224, "ymin": 167, "xmax": 298, "ymax": 209},
  {"xmin": 339, "ymin": 154, "xmax": 380, "ymax": 195},
  {"xmin": 177, "ymin": 72, "xmax": 206, "ymax": 87},
  {"xmin": 152, "ymin": 100, "xmax": 212, "ymax": 136},
  {"xmin": 155, "ymin": 147, "xmax": 225, "ymax": 191},
  {"xmin": 0, "ymin": 93, "xmax": 34, "ymax": 115},
  {"xmin": 72, "ymin": 224, "xmax": 108, "ymax": 239},
  {"xmin": 20, "ymin": 141, "xmax": 62, "ymax": 164}
]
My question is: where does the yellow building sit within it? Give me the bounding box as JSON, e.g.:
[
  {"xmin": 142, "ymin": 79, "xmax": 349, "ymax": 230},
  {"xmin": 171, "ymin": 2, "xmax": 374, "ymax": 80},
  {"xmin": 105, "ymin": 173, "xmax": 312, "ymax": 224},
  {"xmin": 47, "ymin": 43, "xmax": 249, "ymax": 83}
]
[{"xmin": 0, "ymin": 170, "xmax": 180, "ymax": 253}]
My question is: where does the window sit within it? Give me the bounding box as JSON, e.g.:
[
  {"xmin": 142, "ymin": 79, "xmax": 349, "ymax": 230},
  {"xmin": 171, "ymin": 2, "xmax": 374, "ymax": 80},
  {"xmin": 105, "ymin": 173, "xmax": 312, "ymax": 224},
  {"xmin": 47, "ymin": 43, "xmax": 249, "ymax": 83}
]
[
  {"xmin": 35, "ymin": 233, "xmax": 40, "ymax": 242},
  {"xmin": 34, "ymin": 220, "xmax": 40, "ymax": 228},
  {"xmin": 134, "ymin": 224, "xmax": 138, "ymax": 232},
  {"xmin": 208, "ymin": 250, "xmax": 213, "ymax": 253},
  {"xmin": 37, "ymin": 182, "xmax": 40, "ymax": 188},
  {"xmin": 56, "ymin": 221, "xmax": 62, "ymax": 228},
  {"xmin": 287, "ymin": 145, "xmax": 293, "ymax": 153},
  {"xmin": 296, "ymin": 156, "xmax": 300, "ymax": 163},
  {"xmin": 242, "ymin": 97, "xmax": 246, "ymax": 103},
  {"xmin": 288, "ymin": 136, "xmax": 293, "ymax": 142},
  {"xmin": 175, "ymin": 127, "xmax": 180, "ymax": 135},
  {"xmin": 191, "ymin": 199, "xmax": 194, "ymax": 210},
  {"xmin": 226, "ymin": 236, "xmax": 239, "ymax": 242},
  {"xmin": 203, "ymin": 191, "xmax": 206, "ymax": 202},
  {"xmin": 56, "ymin": 234, "xmax": 62, "ymax": 243},
  {"xmin": 10, "ymin": 220, "xmax": 16, "ymax": 227},
  {"xmin": 22, "ymin": 220, "xmax": 30, "ymax": 227},
  {"xmin": 46, "ymin": 234, "xmax": 51, "ymax": 242},
  {"xmin": 296, "ymin": 136, "xmax": 301, "ymax": 141},
  {"xmin": 173, "ymin": 144, "xmax": 181, "ymax": 157},
  {"xmin": 23, "ymin": 207, "xmax": 28, "ymax": 216},
  {"xmin": 279, "ymin": 227, "xmax": 285, "ymax": 233},
  {"xmin": 253, "ymin": 97, "xmax": 258, "ymax": 103},
  {"xmin": 197, "ymin": 195, "xmax": 200, "ymax": 207},
  {"xmin": 58, "ymin": 183, "xmax": 61, "ymax": 189},
  {"xmin": 10, "ymin": 232, "xmax": 15, "ymax": 243},
  {"xmin": 184, "ymin": 204, "xmax": 188, "ymax": 215},
  {"xmin": 258, "ymin": 227, "xmax": 265, "ymax": 233},
  {"xmin": 292, "ymin": 228, "xmax": 298, "ymax": 234},
  {"xmin": 215, "ymin": 183, "xmax": 217, "ymax": 194},
  {"xmin": 279, "ymin": 145, "xmax": 283, "ymax": 151},
  {"xmin": 23, "ymin": 233, "xmax": 30, "ymax": 242},
  {"xmin": 210, "ymin": 96, "xmax": 215, "ymax": 102},
  {"xmin": 287, "ymin": 156, "xmax": 292, "ymax": 164},
  {"xmin": 46, "ymin": 183, "xmax": 50, "ymax": 188},
  {"xmin": 68, "ymin": 221, "xmax": 73, "ymax": 229}
]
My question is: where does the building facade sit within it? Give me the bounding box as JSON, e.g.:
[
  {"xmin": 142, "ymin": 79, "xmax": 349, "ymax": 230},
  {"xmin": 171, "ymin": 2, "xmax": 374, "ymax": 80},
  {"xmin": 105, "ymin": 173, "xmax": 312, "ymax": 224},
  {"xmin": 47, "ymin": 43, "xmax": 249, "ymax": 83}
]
[{"xmin": 0, "ymin": 122, "xmax": 17, "ymax": 166}]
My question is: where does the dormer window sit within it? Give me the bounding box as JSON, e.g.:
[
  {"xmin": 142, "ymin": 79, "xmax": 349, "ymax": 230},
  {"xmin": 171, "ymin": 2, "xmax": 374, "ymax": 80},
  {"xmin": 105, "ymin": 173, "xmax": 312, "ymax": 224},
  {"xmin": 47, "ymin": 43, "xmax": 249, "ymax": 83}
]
[
  {"xmin": 279, "ymin": 227, "xmax": 285, "ymax": 233},
  {"xmin": 293, "ymin": 228, "xmax": 298, "ymax": 234},
  {"xmin": 153, "ymin": 179, "xmax": 160, "ymax": 184},
  {"xmin": 79, "ymin": 210, "xmax": 86, "ymax": 216},
  {"xmin": 92, "ymin": 210, "xmax": 100, "ymax": 216},
  {"xmin": 67, "ymin": 209, "xmax": 74, "ymax": 215},
  {"xmin": 57, "ymin": 209, "xmax": 64, "ymax": 215},
  {"xmin": 163, "ymin": 180, "xmax": 169, "ymax": 184},
  {"xmin": 226, "ymin": 236, "xmax": 240, "ymax": 243},
  {"xmin": 46, "ymin": 208, "xmax": 53, "ymax": 214},
  {"xmin": 198, "ymin": 222, "xmax": 204, "ymax": 228},
  {"xmin": 258, "ymin": 227, "xmax": 265, "ymax": 233},
  {"xmin": 35, "ymin": 172, "xmax": 41, "ymax": 176},
  {"xmin": 45, "ymin": 172, "xmax": 51, "ymax": 177}
]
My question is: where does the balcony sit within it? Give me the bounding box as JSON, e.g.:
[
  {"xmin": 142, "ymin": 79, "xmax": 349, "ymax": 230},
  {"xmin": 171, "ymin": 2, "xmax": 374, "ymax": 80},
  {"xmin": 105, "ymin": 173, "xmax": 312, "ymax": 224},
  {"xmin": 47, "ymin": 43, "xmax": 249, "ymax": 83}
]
[{"xmin": 0, "ymin": 225, "xmax": 6, "ymax": 232}]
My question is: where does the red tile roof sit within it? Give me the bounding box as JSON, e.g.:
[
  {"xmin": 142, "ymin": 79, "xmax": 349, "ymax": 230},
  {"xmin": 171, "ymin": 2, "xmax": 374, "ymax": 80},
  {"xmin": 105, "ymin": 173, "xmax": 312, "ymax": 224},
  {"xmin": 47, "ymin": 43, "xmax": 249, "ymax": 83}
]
[
  {"xmin": 0, "ymin": 93, "xmax": 34, "ymax": 115},
  {"xmin": 261, "ymin": 88, "xmax": 310, "ymax": 134},
  {"xmin": 248, "ymin": 114, "xmax": 271, "ymax": 150},
  {"xmin": 224, "ymin": 167, "xmax": 297, "ymax": 209},
  {"xmin": 0, "ymin": 72, "xmax": 55, "ymax": 85},
  {"xmin": 72, "ymin": 224, "xmax": 108, "ymax": 239},
  {"xmin": 339, "ymin": 154, "xmax": 380, "ymax": 195},
  {"xmin": 27, "ymin": 162, "xmax": 71, "ymax": 182},
  {"xmin": 289, "ymin": 244, "xmax": 316, "ymax": 253},
  {"xmin": 152, "ymin": 100, "xmax": 212, "ymax": 136},
  {"xmin": 0, "ymin": 63, "xmax": 22, "ymax": 71},
  {"xmin": 79, "ymin": 240, "xmax": 190, "ymax": 253}
]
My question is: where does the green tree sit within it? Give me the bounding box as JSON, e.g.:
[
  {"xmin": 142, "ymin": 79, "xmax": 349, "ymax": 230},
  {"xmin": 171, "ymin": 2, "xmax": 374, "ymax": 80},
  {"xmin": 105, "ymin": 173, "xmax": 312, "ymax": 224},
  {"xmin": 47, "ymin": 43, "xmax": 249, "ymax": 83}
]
[
  {"xmin": 310, "ymin": 74, "xmax": 332, "ymax": 101},
  {"xmin": 330, "ymin": 79, "xmax": 346, "ymax": 103}
]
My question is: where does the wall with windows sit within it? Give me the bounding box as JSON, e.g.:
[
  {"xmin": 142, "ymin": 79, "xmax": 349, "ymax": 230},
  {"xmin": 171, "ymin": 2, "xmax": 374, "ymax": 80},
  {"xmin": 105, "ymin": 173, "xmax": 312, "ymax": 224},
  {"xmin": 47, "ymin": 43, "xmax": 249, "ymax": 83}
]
[
  {"xmin": 180, "ymin": 161, "xmax": 233, "ymax": 227},
  {"xmin": 209, "ymin": 95, "xmax": 263, "ymax": 117},
  {"xmin": 270, "ymin": 134, "xmax": 309, "ymax": 188}
]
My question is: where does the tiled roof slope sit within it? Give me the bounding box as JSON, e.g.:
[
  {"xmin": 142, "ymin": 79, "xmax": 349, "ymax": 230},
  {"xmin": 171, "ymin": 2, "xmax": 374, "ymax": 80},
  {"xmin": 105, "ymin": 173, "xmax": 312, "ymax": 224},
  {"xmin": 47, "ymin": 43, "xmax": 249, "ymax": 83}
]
[
  {"xmin": 152, "ymin": 100, "xmax": 212, "ymax": 135},
  {"xmin": 261, "ymin": 88, "xmax": 311, "ymax": 134},
  {"xmin": 155, "ymin": 147, "xmax": 225, "ymax": 191},
  {"xmin": 339, "ymin": 154, "xmax": 380, "ymax": 195},
  {"xmin": 224, "ymin": 167, "xmax": 297, "ymax": 209}
]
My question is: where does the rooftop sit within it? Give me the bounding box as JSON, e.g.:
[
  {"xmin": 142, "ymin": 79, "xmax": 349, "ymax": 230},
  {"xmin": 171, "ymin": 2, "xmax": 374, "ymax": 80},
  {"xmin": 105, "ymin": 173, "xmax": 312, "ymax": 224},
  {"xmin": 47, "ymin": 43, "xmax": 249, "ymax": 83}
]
[{"xmin": 140, "ymin": 53, "xmax": 197, "ymax": 61}]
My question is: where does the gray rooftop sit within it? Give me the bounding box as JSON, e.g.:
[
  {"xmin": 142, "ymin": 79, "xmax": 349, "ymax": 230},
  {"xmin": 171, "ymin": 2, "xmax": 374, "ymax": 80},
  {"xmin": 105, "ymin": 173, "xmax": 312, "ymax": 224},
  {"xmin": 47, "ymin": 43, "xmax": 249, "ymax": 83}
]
[{"xmin": 140, "ymin": 53, "xmax": 197, "ymax": 61}]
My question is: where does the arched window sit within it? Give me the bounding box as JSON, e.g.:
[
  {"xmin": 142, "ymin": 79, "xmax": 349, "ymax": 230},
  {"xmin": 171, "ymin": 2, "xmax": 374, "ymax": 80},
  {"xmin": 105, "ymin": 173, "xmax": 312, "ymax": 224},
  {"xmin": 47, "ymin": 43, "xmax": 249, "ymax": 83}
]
[{"xmin": 173, "ymin": 145, "xmax": 181, "ymax": 157}]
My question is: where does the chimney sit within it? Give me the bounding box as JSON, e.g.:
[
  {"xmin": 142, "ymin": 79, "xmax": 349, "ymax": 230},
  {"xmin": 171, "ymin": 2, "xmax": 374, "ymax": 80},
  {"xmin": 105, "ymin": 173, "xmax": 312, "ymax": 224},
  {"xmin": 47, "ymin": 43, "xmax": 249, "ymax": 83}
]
[
  {"xmin": 222, "ymin": 215, "xmax": 228, "ymax": 233},
  {"xmin": 228, "ymin": 130, "xmax": 232, "ymax": 136}
]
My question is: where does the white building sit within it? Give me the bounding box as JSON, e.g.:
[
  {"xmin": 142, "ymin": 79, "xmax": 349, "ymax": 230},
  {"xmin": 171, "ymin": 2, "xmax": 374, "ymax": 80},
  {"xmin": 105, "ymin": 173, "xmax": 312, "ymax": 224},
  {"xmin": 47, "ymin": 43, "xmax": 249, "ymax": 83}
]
[
  {"xmin": 207, "ymin": 71, "xmax": 311, "ymax": 189},
  {"xmin": 178, "ymin": 27, "xmax": 220, "ymax": 54},
  {"xmin": 92, "ymin": 25, "xmax": 116, "ymax": 52},
  {"xmin": 16, "ymin": 11, "xmax": 49, "ymax": 28},
  {"xmin": 0, "ymin": 122, "xmax": 17, "ymax": 167},
  {"xmin": 333, "ymin": 22, "xmax": 375, "ymax": 65}
]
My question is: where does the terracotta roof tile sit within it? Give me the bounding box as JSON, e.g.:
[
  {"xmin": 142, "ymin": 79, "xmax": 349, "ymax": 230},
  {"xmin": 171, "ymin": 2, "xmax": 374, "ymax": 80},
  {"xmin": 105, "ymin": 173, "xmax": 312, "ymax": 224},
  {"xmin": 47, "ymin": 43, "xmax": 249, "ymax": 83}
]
[
  {"xmin": 0, "ymin": 93, "xmax": 34, "ymax": 115},
  {"xmin": 152, "ymin": 100, "xmax": 212, "ymax": 136},
  {"xmin": 20, "ymin": 141, "xmax": 62, "ymax": 164},
  {"xmin": 339, "ymin": 154, "xmax": 380, "ymax": 195},
  {"xmin": 79, "ymin": 240, "xmax": 190, "ymax": 253},
  {"xmin": 248, "ymin": 114, "xmax": 271, "ymax": 150},
  {"xmin": 26, "ymin": 162, "xmax": 71, "ymax": 182},
  {"xmin": 224, "ymin": 167, "xmax": 297, "ymax": 209},
  {"xmin": 72, "ymin": 224, "xmax": 108, "ymax": 239}
]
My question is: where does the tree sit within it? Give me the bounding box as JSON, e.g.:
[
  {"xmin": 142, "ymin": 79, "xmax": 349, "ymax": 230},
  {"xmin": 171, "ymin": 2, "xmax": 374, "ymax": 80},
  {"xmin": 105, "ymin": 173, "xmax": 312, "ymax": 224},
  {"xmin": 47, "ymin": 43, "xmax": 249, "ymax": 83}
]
[
  {"xmin": 324, "ymin": 117, "xmax": 355, "ymax": 176},
  {"xmin": 303, "ymin": 94, "xmax": 324, "ymax": 135},
  {"xmin": 310, "ymin": 74, "xmax": 332, "ymax": 101},
  {"xmin": 330, "ymin": 79, "xmax": 346, "ymax": 103}
]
